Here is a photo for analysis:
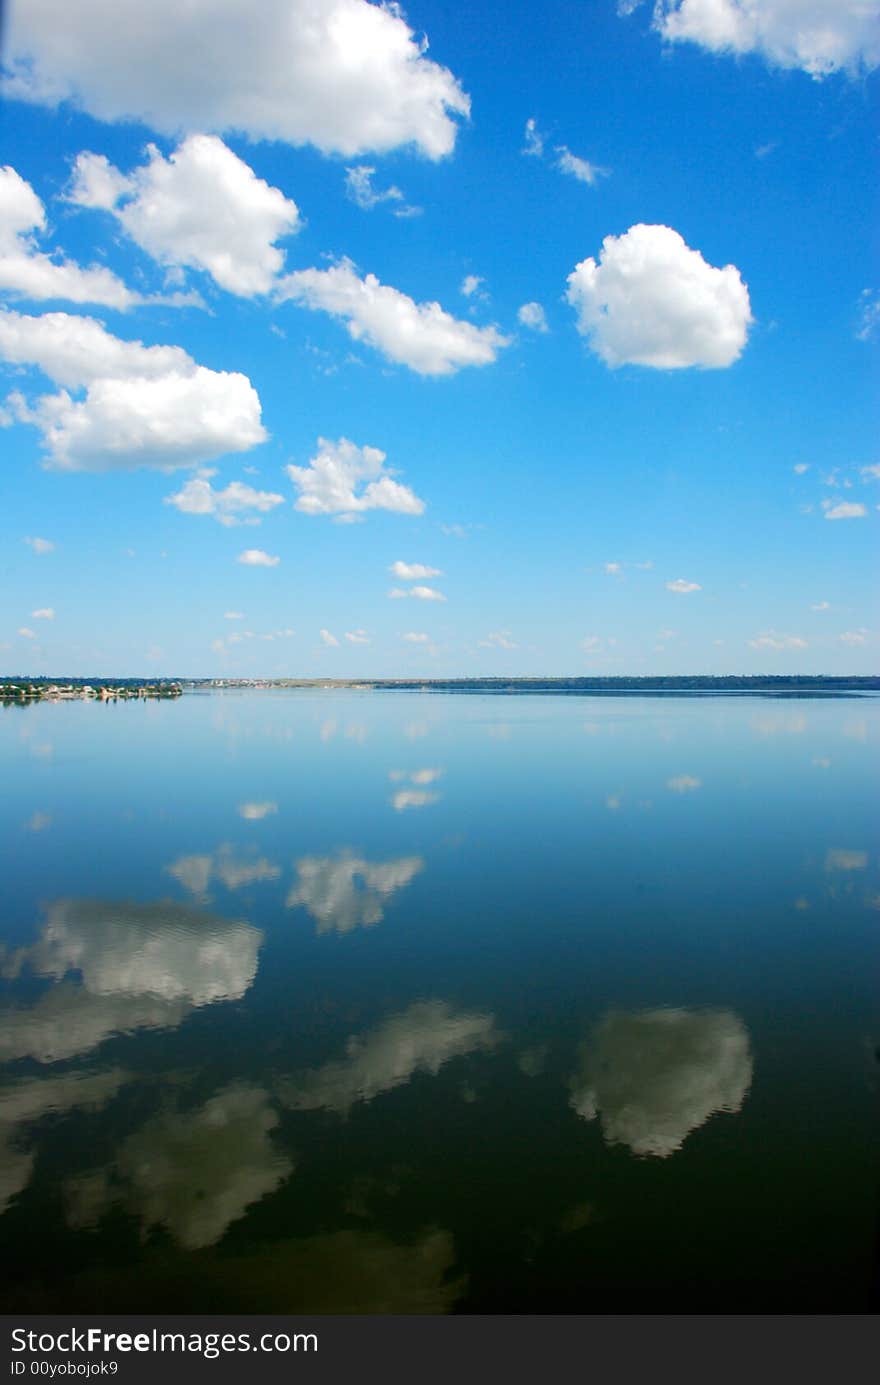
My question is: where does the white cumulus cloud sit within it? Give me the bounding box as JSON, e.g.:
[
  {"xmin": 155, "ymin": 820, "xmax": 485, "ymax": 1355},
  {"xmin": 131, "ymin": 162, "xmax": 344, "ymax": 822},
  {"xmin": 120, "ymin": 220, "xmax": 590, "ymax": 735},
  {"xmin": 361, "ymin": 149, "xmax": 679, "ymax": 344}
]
[
  {"xmin": 460, "ymin": 274, "xmax": 485, "ymax": 298},
  {"xmin": 517, "ymin": 301, "xmax": 548, "ymax": 332},
  {"xmin": 566, "ymin": 223, "xmax": 752, "ymax": 368},
  {"xmin": 0, "ymin": 308, "xmax": 266, "ymax": 471},
  {"xmin": 666, "ymin": 578, "xmax": 701, "ymax": 593},
  {"xmin": 24, "ymin": 535, "xmax": 54, "ymax": 554},
  {"xmin": 838, "ymin": 629, "xmax": 868, "ymax": 646},
  {"xmin": 4, "ymin": 0, "xmax": 470, "ymax": 159},
  {"xmin": 69, "ymin": 136, "xmax": 301, "ymax": 297},
  {"xmin": 320, "ymin": 629, "xmax": 340, "ymax": 647},
  {"xmin": 344, "ymin": 629, "xmax": 369, "ymax": 644},
  {"xmin": 478, "ymin": 631, "xmax": 517, "ymax": 650},
  {"xmin": 389, "ymin": 560, "xmax": 442, "ymax": 580},
  {"xmin": 388, "ymin": 584, "xmax": 446, "ymax": 601},
  {"xmin": 31, "ymin": 607, "xmax": 54, "ymax": 620},
  {"xmin": 165, "ymin": 475, "xmax": 284, "ymax": 525},
  {"xmin": 0, "ymin": 164, "xmax": 137, "ymax": 308},
  {"xmin": 823, "ymin": 500, "xmax": 866, "ymax": 519},
  {"xmin": 748, "ymin": 630, "xmax": 808, "ymax": 649},
  {"xmin": 276, "ymin": 258, "xmax": 509, "ymax": 375},
  {"xmin": 287, "ymin": 437, "xmax": 424, "ymax": 519},
  {"xmin": 237, "ymin": 549, "xmax": 279, "ymax": 567},
  {"xmin": 630, "ymin": 0, "xmax": 880, "ymax": 79}
]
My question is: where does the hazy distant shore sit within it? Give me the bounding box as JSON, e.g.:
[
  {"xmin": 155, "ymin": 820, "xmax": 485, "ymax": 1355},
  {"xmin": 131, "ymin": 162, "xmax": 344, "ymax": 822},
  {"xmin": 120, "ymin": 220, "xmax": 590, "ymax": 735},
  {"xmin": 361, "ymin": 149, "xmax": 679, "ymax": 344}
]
[{"xmin": 3, "ymin": 675, "xmax": 878, "ymax": 702}]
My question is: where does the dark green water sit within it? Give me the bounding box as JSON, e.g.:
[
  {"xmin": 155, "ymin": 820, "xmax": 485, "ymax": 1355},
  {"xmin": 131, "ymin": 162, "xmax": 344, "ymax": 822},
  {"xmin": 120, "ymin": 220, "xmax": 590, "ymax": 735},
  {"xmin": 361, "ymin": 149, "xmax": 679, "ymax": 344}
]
[{"xmin": 1, "ymin": 691, "xmax": 876, "ymax": 1312}]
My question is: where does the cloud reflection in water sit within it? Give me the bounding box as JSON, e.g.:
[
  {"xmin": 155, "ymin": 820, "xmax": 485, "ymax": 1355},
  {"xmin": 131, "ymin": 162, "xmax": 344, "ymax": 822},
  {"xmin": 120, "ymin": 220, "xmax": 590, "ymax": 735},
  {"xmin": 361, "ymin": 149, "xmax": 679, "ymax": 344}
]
[
  {"xmin": 286, "ymin": 852, "xmax": 423, "ymax": 933},
  {"xmin": 570, "ymin": 1007, "xmax": 753, "ymax": 1158},
  {"xmin": 0, "ymin": 898, "xmax": 263, "ymax": 1063}
]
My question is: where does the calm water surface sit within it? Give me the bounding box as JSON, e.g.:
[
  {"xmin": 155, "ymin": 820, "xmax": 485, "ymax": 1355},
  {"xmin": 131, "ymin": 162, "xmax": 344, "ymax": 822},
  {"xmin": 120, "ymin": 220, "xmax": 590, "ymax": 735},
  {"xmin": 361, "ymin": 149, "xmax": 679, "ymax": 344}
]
[{"xmin": 1, "ymin": 691, "xmax": 877, "ymax": 1311}]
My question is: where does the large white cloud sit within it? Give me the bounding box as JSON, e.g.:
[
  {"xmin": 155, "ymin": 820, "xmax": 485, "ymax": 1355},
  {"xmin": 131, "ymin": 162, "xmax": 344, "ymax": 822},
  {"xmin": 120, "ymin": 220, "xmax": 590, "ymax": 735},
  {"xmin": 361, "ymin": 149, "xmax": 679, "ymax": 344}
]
[
  {"xmin": 566, "ymin": 224, "xmax": 752, "ymax": 368},
  {"xmin": 165, "ymin": 474, "xmax": 284, "ymax": 525},
  {"xmin": 570, "ymin": 1007, "xmax": 753, "ymax": 1157},
  {"xmin": 0, "ymin": 308, "xmax": 266, "ymax": 470},
  {"xmin": 69, "ymin": 137, "xmax": 301, "ymax": 297},
  {"xmin": 286, "ymin": 851, "xmax": 423, "ymax": 933},
  {"xmin": 287, "ymin": 437, "xmax": 425, "ymax": 518},
  {"xmin": 281, "ymin": 1000, "xmax": 497, "ymax": 1114},
  {"xmin": 66, "ymin": 1084, "xmax": 291, "ymax": 1248},
  {"xmin": 0, "ymin": 165, "xmax": 137, "ymax": 308},
  {"xmin": 276, "ymin": 259, "xmax": 509, "ymax": 375},
  {"xmin": 0, "ymin": 897, "xmax": 263, "ymax": 1063},
  {"xmin": 631, "ymin": 1, "xmax": 880, "ymax": 79},
  {"xmin": 4, "ymin": 0, "xmax": 470, "ymax": 158}
]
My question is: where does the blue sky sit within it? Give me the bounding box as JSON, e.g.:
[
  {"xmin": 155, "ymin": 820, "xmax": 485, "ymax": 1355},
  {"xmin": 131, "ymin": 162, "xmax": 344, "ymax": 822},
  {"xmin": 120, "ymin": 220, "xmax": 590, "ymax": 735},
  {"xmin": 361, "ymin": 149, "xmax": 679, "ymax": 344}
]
[{"xmin": 1, "ymin": 0, "xmax": 877, "ymax": 677}]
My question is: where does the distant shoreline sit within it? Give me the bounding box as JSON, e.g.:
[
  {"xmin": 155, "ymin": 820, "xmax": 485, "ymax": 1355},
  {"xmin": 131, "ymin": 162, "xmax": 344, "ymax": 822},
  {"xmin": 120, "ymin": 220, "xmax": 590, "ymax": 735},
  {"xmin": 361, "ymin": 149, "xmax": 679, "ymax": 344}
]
[{"xmin": 2, "ymin": 674, "xmax": 878, "ymax": 702}]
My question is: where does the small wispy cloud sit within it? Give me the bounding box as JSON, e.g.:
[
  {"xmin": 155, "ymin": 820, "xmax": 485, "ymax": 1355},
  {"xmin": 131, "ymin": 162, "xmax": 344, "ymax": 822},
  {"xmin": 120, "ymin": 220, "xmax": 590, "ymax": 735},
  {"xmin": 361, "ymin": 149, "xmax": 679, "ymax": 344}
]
[
  {"xmin": 460, "ymin": 274, "xmax": 486, "ymax": 299},
  {"xmin": 855, "ymin": 289, "xmax": 879, "ymax": 343},
  {"xmin": 554, "ymin": 145, "xmax": 606, "ymax": 186},
  {"xmin": 345, "ymin": 165, "xmax": 407, "ymax": 212},
  {"xmin": 517, "ymin": 301, "xmax": 548, "ymax": 332},
  {"xmin": 748, "ymin": 631, "xmax": 808, "ymax": 650},
  {"xmin": 822, "ymin": 501, "xmax": 866, "ymax": 520},
  {"xmin": 522, "ymin": 117, "xmax": 544, "ymax": 157},
  {"xmin": 388, "ymin": 585, "xmax": 446, "ymax": 602},
  {"xmin": 238, "ymin": 801, "xmax": 277, "ymax": 820},
  {"xmin": 237, "ymin": 549, "xmax": 280, "ymax": 566},
  {"xmin": 666, "ymin": 578, "xmax": 701, "ymax": 594},
  {"xmin": 667, "ymin": 775, "xmax": 702, "ymax": 794},
  {"xmin": 389, "ymin": 560, "xmax": 442, "ymax": 581}
]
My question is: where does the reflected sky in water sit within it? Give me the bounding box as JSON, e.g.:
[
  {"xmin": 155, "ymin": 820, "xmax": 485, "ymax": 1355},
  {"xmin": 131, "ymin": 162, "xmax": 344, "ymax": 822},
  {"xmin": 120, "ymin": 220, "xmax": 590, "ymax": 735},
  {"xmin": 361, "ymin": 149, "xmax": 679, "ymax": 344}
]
[{"xmin": 0, "ymin": 691, "xmax": 877, "ymax": 1311}]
